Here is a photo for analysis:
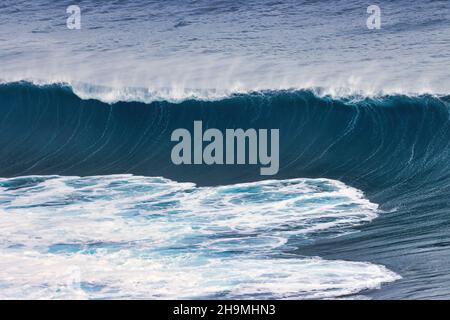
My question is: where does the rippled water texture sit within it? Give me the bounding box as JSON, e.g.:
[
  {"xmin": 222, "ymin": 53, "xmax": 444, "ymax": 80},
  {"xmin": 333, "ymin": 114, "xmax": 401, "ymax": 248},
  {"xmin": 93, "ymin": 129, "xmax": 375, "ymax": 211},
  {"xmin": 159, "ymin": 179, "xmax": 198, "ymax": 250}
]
[{"xmin": 1, "ymin": 0, "xmax": 449, "ymax": 97}]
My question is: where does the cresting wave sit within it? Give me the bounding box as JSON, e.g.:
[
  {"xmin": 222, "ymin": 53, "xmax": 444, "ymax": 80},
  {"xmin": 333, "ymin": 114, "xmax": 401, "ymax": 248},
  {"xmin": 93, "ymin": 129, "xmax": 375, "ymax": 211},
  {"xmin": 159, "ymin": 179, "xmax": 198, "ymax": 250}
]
[
  {"xmin": 0, "ymin": 79, "xmax": 446, "ymax": 104},
  {"xmin": 66, "ymin": 84, "xmax": 450, "ymax": 105},
  {"xmin": 1, "ymin": 81, "xmax": 450, "ymax": 187},
  {"xmin": 1, "ymin": 81, "xmax": 450, "ymax": 298}
]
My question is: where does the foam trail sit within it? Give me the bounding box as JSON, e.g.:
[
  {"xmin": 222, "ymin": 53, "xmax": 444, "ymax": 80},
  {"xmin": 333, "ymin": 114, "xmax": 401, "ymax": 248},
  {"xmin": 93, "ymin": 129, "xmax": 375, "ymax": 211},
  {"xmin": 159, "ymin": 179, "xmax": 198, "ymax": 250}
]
[{"xmin": 0, "ymin": 175, "xmax": 399, "ymax": 299}]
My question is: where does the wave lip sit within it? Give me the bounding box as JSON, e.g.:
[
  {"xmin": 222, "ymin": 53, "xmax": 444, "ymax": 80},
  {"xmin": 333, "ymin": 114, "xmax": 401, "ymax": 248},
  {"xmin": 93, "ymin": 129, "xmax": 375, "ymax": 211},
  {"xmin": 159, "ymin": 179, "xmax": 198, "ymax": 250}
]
[
  {"xmin": 0, "ymin": 80, "xmax": 446, "ymax": 104},
  {"xmin": 0, "ymin": 175, "xmax": 400, "ymax": 299}
]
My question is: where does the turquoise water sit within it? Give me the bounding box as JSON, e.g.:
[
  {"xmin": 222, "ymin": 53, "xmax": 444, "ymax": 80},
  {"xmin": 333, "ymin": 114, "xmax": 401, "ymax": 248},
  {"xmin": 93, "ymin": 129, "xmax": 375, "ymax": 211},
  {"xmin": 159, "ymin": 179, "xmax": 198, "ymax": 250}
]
[{"xmin": 0, "ymin": 175, "xmax": 398, "ymax": 299}]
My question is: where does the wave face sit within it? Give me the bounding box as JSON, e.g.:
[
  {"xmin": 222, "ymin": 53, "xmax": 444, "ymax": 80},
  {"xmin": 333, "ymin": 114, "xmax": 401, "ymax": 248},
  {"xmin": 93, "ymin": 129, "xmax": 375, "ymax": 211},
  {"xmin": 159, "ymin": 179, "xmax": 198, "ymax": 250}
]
[
  {"xmin": 1, "ymin": 82, "xmax": 450, "ymax": 298},
  {"xmin": 1, "ymin": 83, "xmax": 450, "ymax": 188}
]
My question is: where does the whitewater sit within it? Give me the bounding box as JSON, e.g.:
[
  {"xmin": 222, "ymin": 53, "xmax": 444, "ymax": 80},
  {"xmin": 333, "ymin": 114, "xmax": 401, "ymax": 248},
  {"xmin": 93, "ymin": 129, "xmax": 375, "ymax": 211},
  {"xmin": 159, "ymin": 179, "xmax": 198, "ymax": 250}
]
[
  {"xmin": 1, "ymin": 0, "xmax": 450, "ymax": 299},
  {"xmin": 0, "ymin": 175, "xmax": 400, "ymax": 299}
]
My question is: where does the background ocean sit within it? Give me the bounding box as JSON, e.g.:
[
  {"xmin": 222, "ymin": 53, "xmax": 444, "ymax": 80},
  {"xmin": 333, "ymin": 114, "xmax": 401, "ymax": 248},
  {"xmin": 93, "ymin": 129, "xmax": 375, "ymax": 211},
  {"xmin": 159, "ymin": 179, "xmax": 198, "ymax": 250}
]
[{"xmin": 0, "ymin": 0, "xmax": 450, "ymax": 299}]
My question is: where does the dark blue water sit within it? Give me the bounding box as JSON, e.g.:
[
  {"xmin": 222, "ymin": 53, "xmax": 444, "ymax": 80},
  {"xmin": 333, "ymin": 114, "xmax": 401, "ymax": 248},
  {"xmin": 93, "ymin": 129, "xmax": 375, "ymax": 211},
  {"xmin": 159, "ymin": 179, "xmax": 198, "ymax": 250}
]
[{"xmin": 1, "ymin": 0, "xmax": 450, "ymax": 299}]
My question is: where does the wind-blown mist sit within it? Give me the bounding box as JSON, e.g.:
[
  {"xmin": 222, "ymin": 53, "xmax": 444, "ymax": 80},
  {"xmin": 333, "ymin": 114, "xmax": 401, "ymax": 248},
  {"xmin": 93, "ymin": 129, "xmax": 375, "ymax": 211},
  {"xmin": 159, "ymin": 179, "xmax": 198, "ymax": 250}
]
[{"xmin": 1, "ymin": 0, "xmax": 450, "ymax": 97}]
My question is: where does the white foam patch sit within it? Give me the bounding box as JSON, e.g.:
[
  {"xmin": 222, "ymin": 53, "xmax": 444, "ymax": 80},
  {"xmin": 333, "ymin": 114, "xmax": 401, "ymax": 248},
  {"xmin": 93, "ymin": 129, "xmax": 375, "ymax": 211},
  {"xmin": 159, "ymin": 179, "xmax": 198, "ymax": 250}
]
[
  {"xmin": 0, "ymin": 78, "xmax": 444, "ymax": 104},
  {"xmin": 0, "ymin": 175, "xmax": 400, "ymax": 299}
]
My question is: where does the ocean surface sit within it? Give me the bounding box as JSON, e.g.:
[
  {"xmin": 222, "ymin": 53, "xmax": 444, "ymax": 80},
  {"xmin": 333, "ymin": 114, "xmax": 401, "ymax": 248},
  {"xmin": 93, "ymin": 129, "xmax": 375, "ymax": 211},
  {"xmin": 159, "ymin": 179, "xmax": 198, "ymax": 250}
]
[{"xmin": 0, "ymin": 0, "xmax": 450, "ymax": 299}]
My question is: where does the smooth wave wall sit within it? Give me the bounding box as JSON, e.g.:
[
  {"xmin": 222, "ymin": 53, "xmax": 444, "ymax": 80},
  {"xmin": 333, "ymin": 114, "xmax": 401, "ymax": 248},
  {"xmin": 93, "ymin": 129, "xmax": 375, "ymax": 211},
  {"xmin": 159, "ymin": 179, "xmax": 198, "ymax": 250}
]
[{"xmin": 0, "ymin": 82, "xmax": 449, "ymax": 191}]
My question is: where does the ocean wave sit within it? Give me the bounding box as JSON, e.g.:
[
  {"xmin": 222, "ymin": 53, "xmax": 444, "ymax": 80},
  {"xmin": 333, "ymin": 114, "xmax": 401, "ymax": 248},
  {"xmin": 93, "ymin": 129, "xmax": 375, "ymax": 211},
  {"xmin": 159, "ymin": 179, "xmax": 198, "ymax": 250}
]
[
  {"xmin": 1, "ymin": 78, "xmax": 450, "ymax": 298},
  {"xmin": 1, "ymin": 80, "xmax": 449, "ymax": 186}
]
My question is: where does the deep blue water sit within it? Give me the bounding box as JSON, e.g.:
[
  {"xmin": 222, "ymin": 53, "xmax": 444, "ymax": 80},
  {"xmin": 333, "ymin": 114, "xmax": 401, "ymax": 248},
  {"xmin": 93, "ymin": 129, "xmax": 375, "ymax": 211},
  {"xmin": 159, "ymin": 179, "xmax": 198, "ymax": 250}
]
[{"xmin": 1, "ymin": 0, "xmax": 450, "ymax": 299}]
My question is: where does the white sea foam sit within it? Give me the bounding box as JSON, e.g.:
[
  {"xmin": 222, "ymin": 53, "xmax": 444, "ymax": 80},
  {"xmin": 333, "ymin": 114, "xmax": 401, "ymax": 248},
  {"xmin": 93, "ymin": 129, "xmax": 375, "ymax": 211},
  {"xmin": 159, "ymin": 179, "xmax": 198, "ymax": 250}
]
[
  {"xmin": 0, "ymin": 77, "xmax": 445, "ymax": 105},
  {"xmin": 0, "ymin": 175, "xmax": 400, "ymax": 299}
]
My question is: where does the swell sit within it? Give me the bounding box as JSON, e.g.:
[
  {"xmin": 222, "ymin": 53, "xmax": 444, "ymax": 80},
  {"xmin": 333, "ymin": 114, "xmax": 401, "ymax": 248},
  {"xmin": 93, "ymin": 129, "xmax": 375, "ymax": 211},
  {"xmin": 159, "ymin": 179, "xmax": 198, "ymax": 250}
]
[
  {"xmin": 1, "ymin": 82, "xmax": 450, "ymax": 298},
  {"xmin": 1, "ymin": 82, "xmax": 449, "ymax": 191}
]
